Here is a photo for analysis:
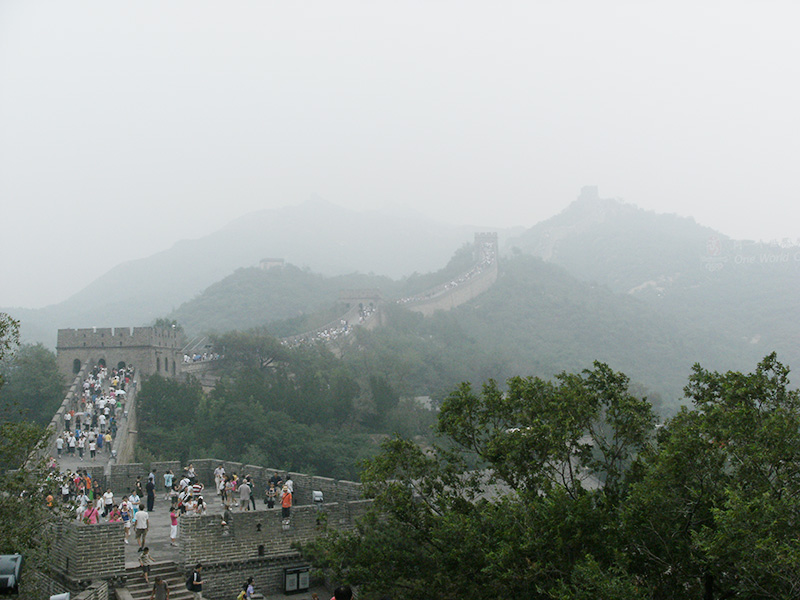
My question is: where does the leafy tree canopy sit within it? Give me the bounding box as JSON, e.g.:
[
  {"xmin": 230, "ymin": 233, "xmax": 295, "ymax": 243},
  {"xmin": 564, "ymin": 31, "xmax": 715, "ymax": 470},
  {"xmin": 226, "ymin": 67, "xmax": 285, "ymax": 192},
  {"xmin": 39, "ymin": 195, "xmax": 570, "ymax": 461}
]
[
  {"xmin": 304, "ymin": 354, "xmax": 800, "ymax": 600},
  {"xmin": 0, "ymin": 313, "xmax": 66, "ymax": 589},
  {"xmin": 136, "ymin": 329, "xmax": 436, "ymax": 479},
  {"xmin": 0, "ymin": 343, "xmax": 65, "ymax": 425}
]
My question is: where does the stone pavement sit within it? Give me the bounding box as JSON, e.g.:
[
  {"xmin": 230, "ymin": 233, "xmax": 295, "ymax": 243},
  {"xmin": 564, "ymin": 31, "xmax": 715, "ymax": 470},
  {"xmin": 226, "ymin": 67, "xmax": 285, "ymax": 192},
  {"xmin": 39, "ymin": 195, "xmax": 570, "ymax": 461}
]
[
  {"xmin": 52, "ymin": 395, "xmax": 333, "ymax": 598},
  {"xmin": 122, "ymin": 492, "xmax": 329, "ymax": 600}
]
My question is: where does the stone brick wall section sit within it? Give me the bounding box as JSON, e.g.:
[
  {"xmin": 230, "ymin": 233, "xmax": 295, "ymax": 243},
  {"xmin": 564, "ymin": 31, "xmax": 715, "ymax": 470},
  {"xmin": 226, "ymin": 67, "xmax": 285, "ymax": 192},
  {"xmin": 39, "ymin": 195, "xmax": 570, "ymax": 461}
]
[
  {"xmin": 51, "ymin": 521, "xmax": 125, "ymax": 582},
  {"xmin": 37, "ymin": 369, "xmax": 86, "ymax": 463},
  {"xmin": 179, "ymin": 500, "xmax": 371, "ymax": 568},
  {"xmin": 151, "ymin": 460, "xmax": 182, "ymax": 491},
  {"xmin": 203, "ymin": 555, "xmax": 309, "ymax": 600},
  {"xmin": 287, "ymin": 471, "xmax": 312, "ymax": 506},
  {"xmin": 83, "ymin": 465, "xmax": 108, "ymax": 497},
  {"xmin": 190, "ymin": 458, "xmax": 217, "ymax": 485},
  {"xmin": 179, "ymin": 500, "xmax": 371, "ymax": 599},
  {"xmin": 219, "ymin": 460, "xmax": 245, "ymax": 482},
  {"xmin": 74, "ymin": 580, "xmax": 110, "ymax": 600},
  {"xmin": 109, "ymin": 462, "xmax": 147, "ymax": 495},
  {"xmin": 178, "ymin": 459, "xmax": 362, "ymax": 507},
  {"xmin": 71, "ymin": 523, "xmax": 125, "ymax": 581},
  {"xmin": 56, "ymin": 326, "xmax": 186, "ymax": 382},
  {"xmin": 406, "ymin": 260, "xmax": 498, "ymax": 317},
  {"xmin": 24, "ymin": 567, "xmax": 110, "ymax": 600},
  {"xmin": 305, "ymin": 476, "xmax": 363, "ymax": 504},
  {"xmin": 108, "ymin": 462, "xmax": 182, "ymax": 497}
]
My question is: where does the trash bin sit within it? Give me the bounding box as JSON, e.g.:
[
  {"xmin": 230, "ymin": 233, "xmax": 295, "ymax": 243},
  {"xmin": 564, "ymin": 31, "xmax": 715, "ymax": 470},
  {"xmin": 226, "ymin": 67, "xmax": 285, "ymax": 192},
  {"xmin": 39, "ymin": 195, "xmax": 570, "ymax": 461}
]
[
  {"xmin": 0, "ymin": 554, "xmax": 22, "ymax": 594},
  {"xmin": 284, "ymin": 566, "xmax": 310, "ymax": 593}
]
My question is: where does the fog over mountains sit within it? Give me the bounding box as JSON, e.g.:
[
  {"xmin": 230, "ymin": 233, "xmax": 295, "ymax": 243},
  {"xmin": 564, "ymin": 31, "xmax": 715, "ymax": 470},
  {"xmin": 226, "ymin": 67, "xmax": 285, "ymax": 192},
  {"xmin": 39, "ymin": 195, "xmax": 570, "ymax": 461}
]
[
  {"xmin": 509, "ymin": 187, "xmax": 800, "ymax": 365},
  {"xmin": 8, "ymin": 188, "xmax": 800, "ymax": 405},
  {"xmin": 6, "ymin": 198, "xmax": 512, "ymax": 346}
]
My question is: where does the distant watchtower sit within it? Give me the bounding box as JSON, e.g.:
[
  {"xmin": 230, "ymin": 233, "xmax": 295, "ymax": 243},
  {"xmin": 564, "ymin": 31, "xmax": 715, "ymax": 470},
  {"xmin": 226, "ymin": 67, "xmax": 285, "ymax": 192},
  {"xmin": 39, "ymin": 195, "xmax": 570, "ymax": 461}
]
[
  {"xmin": 338, "ymin": 289, "xmax": 383, "ymax": 310},
  {"xmin": 56, "ymin": 326, "xmax": 186, "ymax": 381},
  {"xmin": 474, "ymin": 232, "xmax": 499, "ymax": 263}
]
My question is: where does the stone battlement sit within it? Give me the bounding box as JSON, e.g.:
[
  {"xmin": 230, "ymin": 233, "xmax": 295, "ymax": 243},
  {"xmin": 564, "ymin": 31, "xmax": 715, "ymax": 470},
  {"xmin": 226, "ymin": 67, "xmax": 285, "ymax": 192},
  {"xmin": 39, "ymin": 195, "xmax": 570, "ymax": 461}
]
[
  {"xmin": 57, "ymin": 326, "xmax": 184, "ymax": 350},
  {"xmin": 56, "ymin": 326, "xmax": 186, "ymax": 380}
]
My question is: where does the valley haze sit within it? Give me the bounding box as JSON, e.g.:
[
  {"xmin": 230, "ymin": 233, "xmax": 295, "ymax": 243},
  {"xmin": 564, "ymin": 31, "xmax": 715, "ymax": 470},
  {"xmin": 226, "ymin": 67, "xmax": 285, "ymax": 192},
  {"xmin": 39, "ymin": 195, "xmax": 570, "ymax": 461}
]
[{"xmin": 2, "ymin": 2, "xmax": 800, "ymax": 308}]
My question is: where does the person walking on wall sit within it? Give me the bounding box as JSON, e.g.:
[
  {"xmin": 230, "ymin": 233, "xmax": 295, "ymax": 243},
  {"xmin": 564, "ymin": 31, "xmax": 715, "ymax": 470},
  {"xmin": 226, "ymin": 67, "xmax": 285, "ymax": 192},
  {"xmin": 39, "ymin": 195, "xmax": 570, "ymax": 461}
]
[
  {"xmin": 169, "ymin": 505, "xmax": 179, "ymax": 546},
  {"xmin": 163, "ymin": 469, "xmax": 174, "ymax": 500},
  {"xmin": 150, "ymin": 575, "xmax": 169, "ymax": 600},
  {"xmin": 187, "ymin": 563, "xmax": 203, "ymax": 599},
  {"xmin": 238, "ymin": 478, "xmax": 251, "ymax": 511},
  {"xmin": 139, "ymin": 546, "xmax": 154, "ymax": 584},
  {"xmin": 281, "ymin": 485, "xmax": 292, "ymax": 522},
  {"xmin": 134, "ymin": 503, "xmax": 150, "ymax": 550},
  {"xmin": 146, "ymin": 476, "xmax": 156, "ymax": 512}
]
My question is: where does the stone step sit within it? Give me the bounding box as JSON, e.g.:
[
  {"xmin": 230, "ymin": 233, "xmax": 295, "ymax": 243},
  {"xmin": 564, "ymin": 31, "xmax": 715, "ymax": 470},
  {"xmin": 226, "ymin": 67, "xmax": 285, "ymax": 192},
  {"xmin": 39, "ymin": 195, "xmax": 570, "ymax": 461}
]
[{"xmin": 121, "ymin": 560, "xmax": 194, "ymax": 600}]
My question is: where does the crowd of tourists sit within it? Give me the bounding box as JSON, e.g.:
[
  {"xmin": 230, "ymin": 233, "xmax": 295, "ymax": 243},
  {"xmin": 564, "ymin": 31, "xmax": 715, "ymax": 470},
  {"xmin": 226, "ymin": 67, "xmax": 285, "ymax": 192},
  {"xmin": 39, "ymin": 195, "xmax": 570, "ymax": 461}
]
[
  {"xmin": 57, "ymin": 365, "xmax": 133, "ymax": 461},
  {"xmin": 38, "ymin": 363, "xmax": 345, "ymax": 599},
  {"xmin": 281, "ymin": 303, "xmax": 379, "ymax": 349},
  {"xmin": 182, "ymin": 351, "xmax": 222, "ymax": 363},
  {"xmin": 213, "ymin": 465, "xmax": 294, "ymax": 523},
  {"xmin": 281, "ymin": 317, "xmax": 353, "ymax": 348},
  {"xmin": 396, "ymin": 240, "xmax": 497, "ymax": 305}
]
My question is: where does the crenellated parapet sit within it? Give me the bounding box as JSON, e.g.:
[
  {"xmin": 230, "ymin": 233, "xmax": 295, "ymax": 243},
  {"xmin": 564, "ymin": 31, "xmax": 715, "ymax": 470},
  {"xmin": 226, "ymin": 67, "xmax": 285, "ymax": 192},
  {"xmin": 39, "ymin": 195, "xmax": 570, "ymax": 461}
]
[{"xmin": 56, "ymin": 326, "xmax": 186, "ymax": 381}]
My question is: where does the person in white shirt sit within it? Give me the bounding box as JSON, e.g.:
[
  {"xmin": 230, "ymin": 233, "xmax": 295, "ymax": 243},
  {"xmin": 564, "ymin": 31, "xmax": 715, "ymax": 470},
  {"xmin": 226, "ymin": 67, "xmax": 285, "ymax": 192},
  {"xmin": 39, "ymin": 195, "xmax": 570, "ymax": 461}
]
[
  {"xmin": 134, "ymin": 504, "xmax": 150, "ymax": 550},
  {"xmin": 102, "ymin": 489, "xmax": 114, "ymax": 517}
]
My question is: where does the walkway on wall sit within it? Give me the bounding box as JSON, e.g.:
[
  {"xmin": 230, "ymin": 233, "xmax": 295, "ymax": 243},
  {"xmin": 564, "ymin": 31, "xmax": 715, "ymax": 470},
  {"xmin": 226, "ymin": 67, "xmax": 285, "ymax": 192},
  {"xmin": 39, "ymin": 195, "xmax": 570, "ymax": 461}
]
[
  {"xmin": 160, "ymin": 234, "xmax": 500, "ymax": 371},
  {"xmin": 54, "ymin": 372, "xmax": 138, "ymax": 475}
]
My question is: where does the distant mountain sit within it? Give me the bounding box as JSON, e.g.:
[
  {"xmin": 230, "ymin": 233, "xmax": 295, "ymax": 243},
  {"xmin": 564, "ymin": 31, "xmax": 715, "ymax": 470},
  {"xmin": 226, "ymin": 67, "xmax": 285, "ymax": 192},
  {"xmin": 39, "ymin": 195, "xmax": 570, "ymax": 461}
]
[
  {"xmin": 170, "ymin": 243, "xmax": 479, "ymax": 335},
  {"xmin": 507, "ymin": 186, "xmax": 800, "ymax": 374},
  {"xmin": 159, "ymin": 238, "xmax": 759, "ymax": 410},
  {"xmin": 170, "ymin": 265, "xmax": 390, "ymax": 335},
  {"xmin": 506, "ymin": 186, "xmax": 721, "ymax": 291},
  {"xmin": 342, "ymin": 254, "xmax": 763, "ymax": 412},
  {"xmin": 10, "ymin": 199, "xmax": 508, "ymax": 347}
]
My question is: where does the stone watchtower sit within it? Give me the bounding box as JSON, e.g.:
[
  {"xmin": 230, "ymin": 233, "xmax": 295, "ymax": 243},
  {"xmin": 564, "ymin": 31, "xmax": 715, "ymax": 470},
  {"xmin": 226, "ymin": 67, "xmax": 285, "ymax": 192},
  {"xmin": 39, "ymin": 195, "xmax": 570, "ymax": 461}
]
[
  {"xmin": 56, "ymin": 326, "xmax": 186, "ymax": 381},
  {"xmin": 474, "ymin": 231, "xmax": 499, "ymax": 263}
]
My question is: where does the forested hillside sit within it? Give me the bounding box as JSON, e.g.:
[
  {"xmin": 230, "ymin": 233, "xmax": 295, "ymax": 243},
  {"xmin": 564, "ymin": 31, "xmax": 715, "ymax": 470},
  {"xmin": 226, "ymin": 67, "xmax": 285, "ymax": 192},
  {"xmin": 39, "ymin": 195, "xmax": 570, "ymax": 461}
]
[
  {"xmin": 135, "ymin": 334, "xmax": 436, "ymax": 480},
  {"xmin": 337, "ymin": 255, "xmax": 761, "ymax": 413},
  {"xmin": 165, "ymin": 252, "xmax": 763, "ymax": 412},
  {"xmin": 170, "ymin": 244, "xmax": 478, "ymax": 335},
  {"xmin": 509, "ymin": 188, "xmax": 800, "ymax": 377},
  {"xmin": 303, "ymin": 354, "xmax": 800, "ymax": 600}
]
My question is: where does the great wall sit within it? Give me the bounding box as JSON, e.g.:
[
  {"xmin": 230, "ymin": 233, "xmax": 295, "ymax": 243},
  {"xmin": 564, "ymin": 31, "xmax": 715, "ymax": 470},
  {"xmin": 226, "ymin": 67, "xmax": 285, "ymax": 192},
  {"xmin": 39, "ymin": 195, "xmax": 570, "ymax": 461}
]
[{"xmin": 31, "ymin": 233, "xmax": 499, "ymax": 600}]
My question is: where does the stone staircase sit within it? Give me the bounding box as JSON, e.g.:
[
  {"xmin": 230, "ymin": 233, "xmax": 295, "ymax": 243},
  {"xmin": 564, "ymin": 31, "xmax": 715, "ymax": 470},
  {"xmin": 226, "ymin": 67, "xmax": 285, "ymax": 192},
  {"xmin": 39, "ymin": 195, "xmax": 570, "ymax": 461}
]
[{"xmin": 121, "ymin": 561, "xmax": 194, "ymax": 600}]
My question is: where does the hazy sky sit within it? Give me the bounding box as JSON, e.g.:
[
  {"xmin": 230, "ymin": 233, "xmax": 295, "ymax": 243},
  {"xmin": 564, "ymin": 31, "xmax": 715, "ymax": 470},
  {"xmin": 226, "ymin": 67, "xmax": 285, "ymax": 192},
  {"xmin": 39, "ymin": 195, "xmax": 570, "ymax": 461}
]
[{"xmin": 2, "ymin": 1, "xmax": 799, "ymax": 308}]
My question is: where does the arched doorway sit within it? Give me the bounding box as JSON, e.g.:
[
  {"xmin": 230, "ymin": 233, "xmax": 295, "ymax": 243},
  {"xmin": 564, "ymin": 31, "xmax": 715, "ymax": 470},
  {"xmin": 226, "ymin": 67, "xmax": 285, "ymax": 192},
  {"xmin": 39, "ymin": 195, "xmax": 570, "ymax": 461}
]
[
  {"xmin": 117, "ymin": 361, "xmax": 126, "ymax": 370},
  {"xmin": 72, "ymin": 359, "xmax": 81, "ymax": 374},
  {"xmin": 98, "ymin": 358, "xmax": 107, "ymax": 368}
]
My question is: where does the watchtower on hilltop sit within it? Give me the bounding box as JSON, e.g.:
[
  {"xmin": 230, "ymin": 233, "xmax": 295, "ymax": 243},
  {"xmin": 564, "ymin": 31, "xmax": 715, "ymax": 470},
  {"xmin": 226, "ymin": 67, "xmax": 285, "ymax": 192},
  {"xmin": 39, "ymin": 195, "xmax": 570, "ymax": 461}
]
[
  {"xmin": 56, "ymin": 326, "xmax": 186, "ymax": 381},
  {"xmin": 338, "ymin": 288, "xmax": 383, "ymax": 310},
  {"xmin": 474, "ymin": 232, "xmax": 499, "ymax": 263}
]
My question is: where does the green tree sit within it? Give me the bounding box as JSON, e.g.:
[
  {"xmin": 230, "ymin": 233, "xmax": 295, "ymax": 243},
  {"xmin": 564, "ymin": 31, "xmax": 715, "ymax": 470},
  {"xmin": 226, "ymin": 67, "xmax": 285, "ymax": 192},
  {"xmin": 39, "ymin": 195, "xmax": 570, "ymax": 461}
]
[
  {"xmin": 136, "ymin": 374, "xmax": 205, "ymax": 463},
  {"xmin": 0, "ymin": 313, "xmax": 66, "ymax": 593},
  {"xmin": 436, "ymin": 361, "xmax": 655, "ymax": 499},
  {"xmin": 0, "ymin": 343, "xmax": 65, "ymax": 425},
  {"xmin": 152, "ymin": 318, "xmax": 183, "ymax": 331},
  {"xmin": 624, "ymin": 353, "xmax": 800, "ymax": 599},
  {"xmin": 303, "ymin": 362, "xmax": 655, "ymax": 600},
  {"xmin": 212, "ymin": 328, "xmax": 287, "ymax": 370}
]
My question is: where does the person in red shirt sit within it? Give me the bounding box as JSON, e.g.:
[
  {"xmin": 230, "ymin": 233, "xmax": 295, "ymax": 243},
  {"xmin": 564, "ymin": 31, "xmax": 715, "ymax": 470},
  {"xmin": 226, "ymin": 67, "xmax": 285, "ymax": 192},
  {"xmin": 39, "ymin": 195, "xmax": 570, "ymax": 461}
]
[
  {"xmin": 169, "ymin": 506, "xmax": 178, "ymax": 546},
  {"xmin": 280, "ymin": 485, "xmax": 292, "ymax": 521}
]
